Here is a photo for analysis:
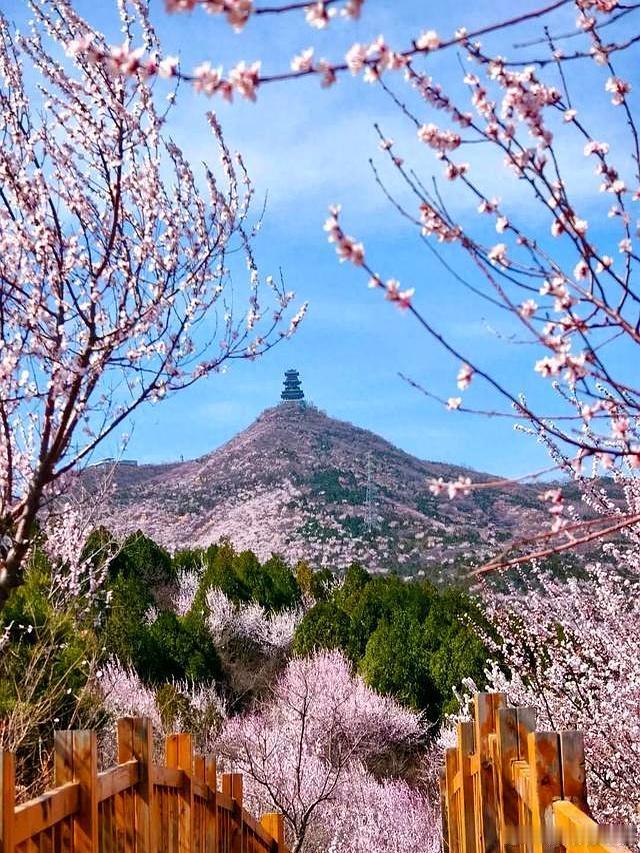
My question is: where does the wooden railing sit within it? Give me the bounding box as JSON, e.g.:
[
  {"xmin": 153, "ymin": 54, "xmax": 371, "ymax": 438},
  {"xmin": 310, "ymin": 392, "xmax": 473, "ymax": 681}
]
[
  {"xmin": 0, "ymin": 717, "xmax": 290, "ymax": 853},
  {"xmin": 441, "ymin": 693, "xmax": 633, "ymax": 853}
]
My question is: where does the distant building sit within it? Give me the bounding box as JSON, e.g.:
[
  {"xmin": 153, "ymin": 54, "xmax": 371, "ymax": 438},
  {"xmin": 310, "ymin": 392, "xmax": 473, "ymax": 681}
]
[
  {"xmin": 87, "ymin": 457, "xmax": 138, "ymax": 469},
  {"xmin": 281, "ymin": 369, "xmax": 305, "ymax": 401}
]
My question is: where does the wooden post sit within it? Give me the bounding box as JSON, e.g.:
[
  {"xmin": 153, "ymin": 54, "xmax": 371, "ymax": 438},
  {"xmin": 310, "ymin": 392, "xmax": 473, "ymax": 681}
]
[
  {"xmin": 444, "ymin": 747, "xmax": 460, "ymax": 853},
  {"xmin": 474, "ymin": 693, "xmax": 506, "ymax": 853},
  {"xmin": 260, "ymin": 813, "xmax": 285, "ymax": 853},
  {"xmin": 55, "ymin": 730, "xmax": 98, "ymax": 853},
  {"xmin": 558, "ymin": 732, "xmax": 589, "ymax": 814},
  {"xmin": 205, "ymin": 756, "xmax": 218, "ymax": 853},
  {"xmin": 440, "ymin": 767, "xmax": 450, "ymax": 853},
  {"xmin": 166, "ymin": 733, "xmax": 194, "ymax": 853},
  {"xmin": 0, "ymin": 752, "xmax": 15, "ymax": 853},
  {"xmin": 527, "ymin": 732, "xmax": 562, "ymax": 853},
  {"xmin": 457, "ymin": 721, "xmax": 477, "ymax": 853},
  {"xmin": 223, "ymin": 773, "xmax": 244, "ymax": 853},
  {"xmin": 118, "ymin": 717, "xmax": 154, "ymax": 853},
  {"xmin": 495, "ymin": 708, "xmax": 520, "ymax": 853}
]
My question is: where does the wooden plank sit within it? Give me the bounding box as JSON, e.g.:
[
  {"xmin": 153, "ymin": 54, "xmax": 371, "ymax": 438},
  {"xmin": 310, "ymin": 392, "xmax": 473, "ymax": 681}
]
[
  {"xmin": 457, "ymin": 721, "xmax": 477, "ymax": 853},
  {"xmin": 223, "ymin": 774, "xmax": 243, "ymax": 853},
  {"xmin": 1, "ymin": 751, "xmax": 15, "ymax": 853},
  {"xmin": 118, "ymin": 718, "xmax": 155, "ymax": 853},
  {"xmin": 166, "ymin": 734, "xmax": 193, "ymax": 853},
  {"xmin": 54, "ymin": 731, "xmax": 74, "ymax": 787},
  {"xmin": 72, "ymin": 730, "xmax": 99, "ymax": 853},
  {"xmin": 153, "ymin": 767, "xmax": 184, "ymax": 789},
  {"xmin": 96, "ymin": 760, "xmax": 139, "ymax": 803},
  {"xmin": 445, "ymin": 747, "xmax": 460, "ymax": 853},
  {"xmin": 474, "ymin": 693, "xmax": 506, "ymax": 853},
  {"xmin": 13, "ymin": 783, "xmax": 80, "ymax": 845},
  {"xmin": 217, "ymin": 792, "xmax": 234, "ymax": 812},
  {"xmin": 260, "ymin": 813, "xmax": 285, "ymax": 852},
  {"xmin": 193, "ymin": 780, "xmax": 208, "ymax": 801},
  {"xmin": 516, "ymin": 709, "xmax": 536, "ymax": 762},
  {"xmin": 527, "ymin": 732, "xmax": 561, "ymax": 853},
  {"xmin": 205, "ymin": 756, "xmax": 217, "ymax": 853},
  {"xmin": 440, "ymin": 768, "xmax": 450, "ymax": 853},
  {"xmin": 495, "ymin": 707, "xmax": 520, "ymax": 853},
  {"xmin": 551, "ymin": 800, "xmax": 598, "ymax": 850},
  {"xmin": 558, "ymin": 732, "xmax": 588, "ymax": 814}
]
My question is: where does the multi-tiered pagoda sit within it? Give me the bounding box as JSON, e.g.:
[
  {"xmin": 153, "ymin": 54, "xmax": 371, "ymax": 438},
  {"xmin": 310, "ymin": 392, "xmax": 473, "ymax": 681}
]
[{"xmin": 281, "ymin": 369, "xmax": 305, "ymax": 401}]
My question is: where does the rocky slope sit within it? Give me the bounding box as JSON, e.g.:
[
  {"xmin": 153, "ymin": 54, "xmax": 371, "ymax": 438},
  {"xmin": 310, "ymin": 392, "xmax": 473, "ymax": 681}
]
[{"xmin": 86, "ymin": 402, "xmax": 551, "ymax": 576}]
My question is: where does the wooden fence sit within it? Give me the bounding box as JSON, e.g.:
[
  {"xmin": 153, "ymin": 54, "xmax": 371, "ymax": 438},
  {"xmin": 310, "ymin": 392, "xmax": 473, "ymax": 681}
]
[
  {"xmin": 0, "ymin": 717, "xmax": 290, "ymax": 853},
  {"xmin": 441, "ymin": 693, "xmax": 633, "ymax": 853}
]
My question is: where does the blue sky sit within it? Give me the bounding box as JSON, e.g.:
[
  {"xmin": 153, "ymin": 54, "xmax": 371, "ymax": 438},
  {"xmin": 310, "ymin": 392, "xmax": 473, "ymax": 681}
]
[{"xmin": 7, "ymin": 0, "xmax": 635, "ymax": 476}]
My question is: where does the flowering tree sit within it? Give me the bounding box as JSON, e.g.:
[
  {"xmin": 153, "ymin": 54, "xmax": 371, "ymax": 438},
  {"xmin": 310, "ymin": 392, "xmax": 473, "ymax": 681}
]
[
  {"xmin": 216, "ymin": 648, "xmax": 431, "ymax": 851},
  {"xmin": 479, "ymin": 542, "xmax": 640, "ymax": 834},
  {"xmin": 0, "ymin": 0, "xmax": 304, "ymax": 607}
]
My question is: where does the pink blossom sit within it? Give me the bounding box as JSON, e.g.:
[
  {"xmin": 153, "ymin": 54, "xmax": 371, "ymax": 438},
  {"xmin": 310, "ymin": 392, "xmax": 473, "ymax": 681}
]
[
  {"xmin": 229, "ymin": 60, "xmax": 261, "ymax": 100},
  {"xmin": 416, "ymin": 30, "xmax": 440, "ymax": 51},
  {"xmin": 519, "ymin": 299, "xmax": 538, "ymax": 318},
  {"xmin": 487, "ymin": 242, "xmax": 508, "ymax": 265},
  {"xmin": 305, "ymin": 2, "xmax": 335, "ymax": 28},
  {"xmin": 417, "ymin": 123, "xmax": 461, "ymax": 152},
  {"xmin": 605, "ymin": 76, "xmax": 631, "ymax": 105},
  {"xmin": 457, "ymin": 362, "xmax": 474, "ymax": 390},
  {"xmin": 345, "ymin": 43, "xmax": 368, "ymax": 75},
  {"xmin": 193, "ymin": 62, "xmax": 224, "ymax": 95},
  {"xmin": 291, "ymin": 48, "xmax": 314, "ymax": 73},
  {"xmin": 584, "ymin": 140, "xmax": 610, "ymax": 156},
  {"xmin": 385, "ymin": 279, "xmax": 414, "ymax": 309}
]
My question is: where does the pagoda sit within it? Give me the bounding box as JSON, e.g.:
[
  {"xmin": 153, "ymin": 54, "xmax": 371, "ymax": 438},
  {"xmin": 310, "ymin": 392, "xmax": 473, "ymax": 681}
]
[{"xmin": 281, "ymin": 369, "xmax": 305, "ymax": 401}]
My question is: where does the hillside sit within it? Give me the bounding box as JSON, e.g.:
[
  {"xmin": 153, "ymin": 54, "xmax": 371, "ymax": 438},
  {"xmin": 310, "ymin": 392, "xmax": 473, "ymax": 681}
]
[{"xmin": 84, "ymin": 401, "xmax": 555, "ymax": 576}]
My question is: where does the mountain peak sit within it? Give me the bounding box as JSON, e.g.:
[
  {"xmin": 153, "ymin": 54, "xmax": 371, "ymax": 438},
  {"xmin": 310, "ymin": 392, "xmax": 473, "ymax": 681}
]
[{"xmin": 93, "ymin": 402, "xmax": 546, "ymax": 577}]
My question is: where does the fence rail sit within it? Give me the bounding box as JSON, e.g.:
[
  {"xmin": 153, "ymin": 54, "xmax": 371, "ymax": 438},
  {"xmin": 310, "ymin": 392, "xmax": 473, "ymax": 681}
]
[
  {"xmin": 0, "ymin": 717, "xmax": 290, "ymax": 853},
  {"xmin": 441, "ymin": 693, "xmax": 633, "ymax": 853}
]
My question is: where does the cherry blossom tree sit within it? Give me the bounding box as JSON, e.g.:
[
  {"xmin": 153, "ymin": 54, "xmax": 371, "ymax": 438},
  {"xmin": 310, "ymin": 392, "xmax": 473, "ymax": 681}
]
[
  {"xmin": 477, "ymin": 527, "xmax": 640, "ymax": 834},
  {"xmin": 216, "ymin": 648, "xmax": 430, "ymax": 851},
  {"xmin": 0, "ymin": 0, "xmax": 304, "ymax": 608}
]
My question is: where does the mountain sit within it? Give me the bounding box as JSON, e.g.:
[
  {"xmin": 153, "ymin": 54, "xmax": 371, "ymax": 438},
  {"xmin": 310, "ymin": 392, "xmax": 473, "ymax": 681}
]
[{"xmin": 86, "ymin": 401, "xmax": 552, "ymax": 577}]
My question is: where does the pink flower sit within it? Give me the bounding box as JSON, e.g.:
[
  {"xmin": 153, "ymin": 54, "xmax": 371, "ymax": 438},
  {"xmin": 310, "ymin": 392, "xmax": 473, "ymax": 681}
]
[
  {"xmin": 416, "ymin": 30, "xmax": 440, "ymax": 51},
  {"xmin": 611, "ymin": 416, "xmax": 629, "ymax": 439},
  {"xmin": 535, "ymin": 356, "xmax": 561, "ymax": 377},
  {"xmin": 305, "ymin": 2, "xmax": 335, "ymax": 28},
  {"xmin": 345, "ymin": 43, "xmax": 368, "ymax": 75},
  {"xmin": 488, "ymin": 243, "xmax": 508, "ymax": 266},
  {"xmin": 291, "ymin": 48, "xmax": 314, "ymax": 73},
  {"xmin": 446, "ymin": 397, "xmax": 462, "ymax": 410},
  {"xmin": 337, "ymin": 235, "xmax": 365, "ymax": 265},
  {"xmin": 573, "ymin": 259, "xmax": 589, "ymax": 280},
  {"xmin": 444, "ymin": 161, "xmax": 469, "ymax": 180},
  {"xmin": 193, "ymin": 62, "xmax": 223, "ymax": 96},
  {"xmin": 385, "ymin": 279, "xmax": 414, "ymax": 309},
  {"xmin": 457, "ymin": 362, "xmax": 474, "ymax": 390},
  {"xmin": 519, "ymin": 299, "xmax": 538, "ymax": 318},
  {"xmin": 158, "ymin": 56, "xmax": 179, "ymax": 78},
  {"xmin": 584, "ymin": 140, "xmax": 610, "ymax": 156},
  {"xmin": 417, "ymin": 123, "xmax": 461, "ymax": 152},
  {"xmin": 316, "ymin": 59, "xmax": 337, "ymax": 87},
  {"xmin": 605, "ymin": 76, "xmax": 631, "ymax": 105},
  {"xmin": 229, "ymin": 60, "xmax": 261, "ymax": 101}
]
